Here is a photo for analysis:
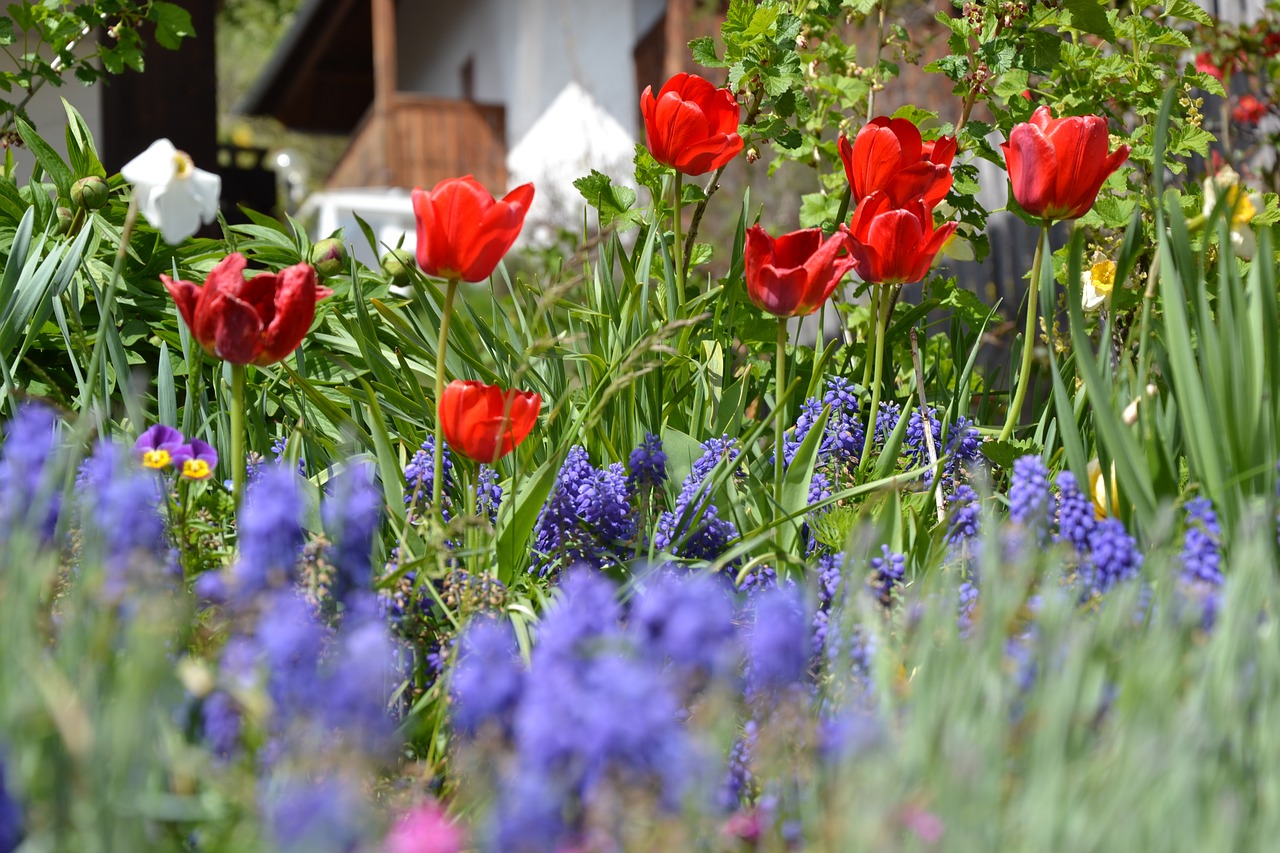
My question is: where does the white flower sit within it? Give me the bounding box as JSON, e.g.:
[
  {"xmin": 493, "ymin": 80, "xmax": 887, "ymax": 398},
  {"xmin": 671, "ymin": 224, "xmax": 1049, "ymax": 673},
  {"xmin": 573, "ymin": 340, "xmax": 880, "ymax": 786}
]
[
  {"xmin": 121, "ymin": 138, "xmax": 221, "ymax": 245},
  {"xmin": 1202, "ymin": 165, "xmax": 1263, "ymax": 260},
  {"xmin": 1080, "ymin": 258, "xmax": 1117, "ymax": 312}
]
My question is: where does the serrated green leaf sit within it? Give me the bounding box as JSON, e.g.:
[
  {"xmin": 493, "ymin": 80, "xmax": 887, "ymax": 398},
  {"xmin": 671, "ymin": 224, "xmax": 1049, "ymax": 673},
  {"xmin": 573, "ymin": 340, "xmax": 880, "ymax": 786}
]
[
  {"xmin": 689, "ymin": 36, "xmax": 726, "ymax": 68},
  {"xmin": 1063, "ymin": 0, "xmax": 1116, "ymax": 41},
  {"xmin": 1164, "ymin": 0, "xmax": 1213, "ymax": 24},
  {"xmin": 149, "ymin": 1, "xmax": 195, "ymax": 50}
]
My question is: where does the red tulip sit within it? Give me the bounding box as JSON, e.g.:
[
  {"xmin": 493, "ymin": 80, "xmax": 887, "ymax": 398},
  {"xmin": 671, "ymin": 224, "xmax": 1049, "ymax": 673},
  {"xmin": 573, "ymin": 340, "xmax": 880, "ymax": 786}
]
[
  {"xmin": 1232, "ymin": 94, "xmax": 1267, "ymax": 126},
  {"xmin": 743, "ymin": 225, "xmax": 856, "ymax": 318},
  {"xmin": 1001, "ymin": 106, "xmax": 1130, "ymax": 222},
  {"xmin": 845, "ymin": 192, "xmax": 958, "ymax": 285},
  {"xmin": 838, "ymin": 117, "xmax": 955, "ymax": 209},
  {"xmin": 411, "ymin": 176, "xmax": 534, "ymax": 282},
  {"xmin": 439, "ymin": 379, "xmax": 542, "ymax": 464},
  {"xmin": 161, "ymin": 253, "xmax": 331, "ymax": 366},
  {"xmin": 640, "ymin": 73, "xmax": 743, "ymax": 176}
]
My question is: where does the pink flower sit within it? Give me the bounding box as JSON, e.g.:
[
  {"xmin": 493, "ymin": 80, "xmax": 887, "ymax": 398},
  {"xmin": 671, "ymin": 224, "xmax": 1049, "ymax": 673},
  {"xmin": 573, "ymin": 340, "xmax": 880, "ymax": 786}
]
[{"xmin": 384, "ymin": 802, "xmax": 466, "ymax": 853}]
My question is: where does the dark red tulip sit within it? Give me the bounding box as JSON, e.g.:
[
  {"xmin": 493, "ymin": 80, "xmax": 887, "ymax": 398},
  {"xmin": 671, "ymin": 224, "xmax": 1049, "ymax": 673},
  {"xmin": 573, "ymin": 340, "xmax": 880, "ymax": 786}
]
[
  {"xmin": 439, "ymin": 379, "xmax": 542, "ymax": 464},
  {"xmin": 1001, "ymin": 106, "xmax": 1130, "ymax": 222},
  {"xmin": 838, "ymin": 117, "xmax": 955, "ymax": 209},
  {"xmin": 743, "ymin": 225, "xmax": 856, "ymax": 318},
  {"xmin": 845, "ymin": 192, "xmax": 958, "ymax": 285},
  {"xmin": 411, "ymin": 176, "xmax": 534, "ymax": 282},
  {"xmin": 162, "ymin": 253, "xmax": 331, "ymax": 366},
  {"xmin": 640, "ymin": 73, "xmax": 743, "ymax": 176}
]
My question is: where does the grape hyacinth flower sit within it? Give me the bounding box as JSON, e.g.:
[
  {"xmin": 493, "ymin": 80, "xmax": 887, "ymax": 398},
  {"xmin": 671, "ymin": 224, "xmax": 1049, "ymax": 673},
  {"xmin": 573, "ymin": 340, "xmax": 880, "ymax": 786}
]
[
  {"xmin": 81, "ymin": 441, "xmax": 167, "ymax": 592},
  {"xmin": 0, "ymin": 405, "xmax": 61, "ymax": 541},
  {"xmin": 1055, "ymin": 471, "xmax": 1094, "ymax": 555},
  {"xmin": 654, "ymin": 437, "xmax": 741, "ymax": 565},
  {"xmin": 1082, "ymin": 518, "xmax": 1142, "ymax": 597},
  {"xmin": 1177, "ymin": 497, "xmax": 1223, "ymax": 628},
  {"xmin": 451, "ymin": 616, "xmax": 525, "ymax": 739},
  {"xmin": 475, "ymin": 465, "xmax": 503, "ymax": 523},
  {"xmin": 262, "ymin": 775, "xmax": 368, "ymax": 853},
  {"xmin": 746, "ymin": 586, "xmax": 809, "ymax": 697},
  {"xmin": 254, "ymin": 590, "xmax": 326, "ymax": 720},
  {"xmin": 532, "ymin": 570, "xmax": 622, "ymax": 667},
  {"xmin": 868, "ymin": 545, "xmax": 906, "ymax": 607},
  {"xmin": 631, "ymin": 571, "xmax": 738, "ymax": 688},
  {"xmin": 946, "ymin": 485, "xmax": 981, "ymax": 546},
  {"xmin": 531, "ymin": 447, "xmax": 635, "ymax": 574},
  {"xmin": 404, "ymin": 436, "xmax": 454, "ymax": 520},
  {"xmin": 1009, "ymin": 455, "xmax": 1054, "ymax": 534},
  {"xmin": 627, "ymin": 433, "xmax": 667, "ymax": 492},
  {"xmin": 322, "ymin": 462, "xmax": 381, "ymax": 603},
  {"xmin": 0, "ymin": 758, "xmax": 20, "ymax": 853},
  {"xmin": 318, "ymin": 594, "xmax": 396, "ymax": 749},
  {"xmin": 230, "ymin": 465, "xmax": 306, "ymax": 599},
  {"xmin": 201, "ymin": 691, "xmax": 242, "ymax": 760}
]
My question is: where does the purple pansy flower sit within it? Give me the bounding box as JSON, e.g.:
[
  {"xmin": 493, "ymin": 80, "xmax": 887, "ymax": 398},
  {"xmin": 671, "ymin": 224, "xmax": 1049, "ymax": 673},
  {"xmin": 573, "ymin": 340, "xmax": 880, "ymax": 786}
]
[
  {"xmin": 132, "ymin": 424, "xmax": 185, "ymax": 470},
  {"xmin": 173, "ymin": 439, "xmax": 218, "ymax": 480}
]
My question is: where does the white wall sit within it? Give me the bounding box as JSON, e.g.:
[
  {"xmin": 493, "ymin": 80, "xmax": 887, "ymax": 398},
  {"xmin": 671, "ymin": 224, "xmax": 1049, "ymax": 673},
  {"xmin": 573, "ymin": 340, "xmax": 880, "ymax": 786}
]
[{"xmin": 395, "ymin": 0, "xmax": 655, "ymax": 227}]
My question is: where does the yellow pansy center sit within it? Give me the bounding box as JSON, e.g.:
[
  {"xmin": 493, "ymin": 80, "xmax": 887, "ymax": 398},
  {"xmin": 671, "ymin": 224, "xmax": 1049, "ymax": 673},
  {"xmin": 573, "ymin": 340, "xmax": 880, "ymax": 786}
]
[
  {"xmin": 182, "ymin": 459, "xmax": 212, "ymax": 480},
  {"xmin": 142, "ymin": 449, "xmax": 172, "ymax": 469},
  {"xmin": 173, "ymin": 150, "xmax": 195, "ymax": 179},
  {"xmin": 1089, "ymin": 260, "xmax": 1117, "ymax": 294},
  {"xmin": 1224, "ymin": 184, "xmax": 1256, "ymax": 226}
]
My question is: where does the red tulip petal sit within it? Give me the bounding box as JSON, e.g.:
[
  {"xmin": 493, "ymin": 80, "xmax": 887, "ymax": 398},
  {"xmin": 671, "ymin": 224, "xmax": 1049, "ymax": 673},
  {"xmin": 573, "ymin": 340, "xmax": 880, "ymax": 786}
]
[
  {"xmin": 847, "ymin": 191, "xmax": 893, "ymax": 241},
  {"xmin": 1047, "ymin": 116, "xmax": 1109, "ymax": 217},
  {"xmin": 706, "ymin": 87, "xmax": 742, "ymax": 136},
  {"xmin": 457, "ymin": 182, "xmax": 534, "ymax": 281},
  {"xmin": 1029, "ymin": 105, "xmax": 1054, "ymax": 133},
  {"xmin": 864, "ymin": 209, "xmax": 926, "ymax": 284},
  {"xmin": 771, "ymin": 228, "xmax": 824, "ymax": 269},
  {"xmin": 914, "ymin": 220, "xmax": 960, "ymax": 282},
  {"xmin": 208, "ymin": 291, "xmax": 264, "ymax": 364},
  {"xmin": 254, "ymin": 263, "xmax": 319, "ymax": 365},
  {"xmin": 923, "ymin": 135, "xmax": 957, "ymax": 167},
  {"xmin": 238, "ymin": 271, "xmax": 280, "ymax": 328},
  {"xmin": 850, "ymin": 121, "xmax": 908, "ymax": 200},
  {"xmin": 192, "ymin": 254, "xmax": 249, "ymax": 354},
  {"xmin": 1004, "ymin": 122, "xmax": 1057, "ymax": 219},
  {"xmin": 744, "ymin": 225, "xmax": 775, "ymax": 276},
  {"xmin": 748, "ymin": 265, "xmax": 809, "ymax": 317},
  {"xmin": 884, "ymin": 162, "xmax": 951, "ymax": 209},
  {"xmin": 161, "ymin": 274, "xmax": 200, "ymax": 331}
]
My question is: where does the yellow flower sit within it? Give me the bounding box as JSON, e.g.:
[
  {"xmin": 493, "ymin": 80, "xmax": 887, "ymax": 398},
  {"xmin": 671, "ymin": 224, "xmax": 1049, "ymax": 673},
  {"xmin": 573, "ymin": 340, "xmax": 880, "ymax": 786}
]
[
  {"xmin": 182, "ymin": 459, "xmax": 213, "ymax": 480},
  {"xmin": 1203, "ymin": 166, "xmax": 1263, "ymax": 260},
  {"xmin": 141, "ymin": 448, "xmax": 172, "ymax": 469},
  {"xmin": 1087, "ymin": 459, "xmax": 1118, "ymax": 519},
  {"xmin": 1081, "ymin": 258, "xmax": 1117, "ymax": 312}
]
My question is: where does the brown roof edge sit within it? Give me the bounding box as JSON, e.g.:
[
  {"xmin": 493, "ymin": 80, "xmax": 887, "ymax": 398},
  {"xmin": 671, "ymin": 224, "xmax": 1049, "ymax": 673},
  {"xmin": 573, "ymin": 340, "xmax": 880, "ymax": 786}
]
[{"xmin": 235, "ymin": 0, "xmax": 375, "ymax": 133}]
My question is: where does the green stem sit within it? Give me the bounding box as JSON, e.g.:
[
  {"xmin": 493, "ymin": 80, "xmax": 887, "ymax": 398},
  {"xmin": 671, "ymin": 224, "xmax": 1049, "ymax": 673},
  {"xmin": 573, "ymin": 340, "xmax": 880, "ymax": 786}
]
[
  {"xmin": 861, "ymin": 284, "xmax": 881, "ymax": 389},
  {"xmin": 80, "ymin": 193, "xmax": 138, "ymax": 416},
  {"xmin": 859, "ymin": 287, "xmax": 891, "ymax": 471},
  {"xmin": 230, "ymin": 363, "xmax": 246, "ymax": 506},
  {"xmin": 673, "ymin": 171, "xmax": 685, "ymax": 313},
  {"xmin": 774, "ymin": 316, "xmax": 787, "ymax": 531},
  {"xmin": 1000, "ymin": 224, "xmax": 1050, "ymax": 441},
  {"xmin": 431, "ymin": 278, "xmax": 460, "ymax": 514}
]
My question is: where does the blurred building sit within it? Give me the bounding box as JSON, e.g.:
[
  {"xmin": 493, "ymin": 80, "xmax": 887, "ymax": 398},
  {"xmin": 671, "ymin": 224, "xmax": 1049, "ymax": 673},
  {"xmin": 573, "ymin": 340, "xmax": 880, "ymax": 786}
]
[{"xmin": 240, "ymin": 0, "xmax": 723, "ymax": 263}]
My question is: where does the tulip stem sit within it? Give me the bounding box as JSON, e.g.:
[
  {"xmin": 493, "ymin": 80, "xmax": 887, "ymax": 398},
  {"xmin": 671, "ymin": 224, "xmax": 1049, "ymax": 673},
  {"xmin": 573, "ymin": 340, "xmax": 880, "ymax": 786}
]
[
  {"xmin": 672, "ymin": 172, "xmax": 685, "ymax": 313},
  {"xmin": 432, "ymin": 278, "xmax": 460, "ymax": 516},
  {"xmin": 229, "ymin": 362, "xmax": 246, "ymax": 506},
  {"xmin": 862, "ymin": 284, "xmax": 881, "ymax": 390},
  {"xmin": 1000, "ymin": 224, "xmax": 1050, "ymax": 442},
  {"xmin": 774, "ymin": 316, "xmax": 788, "ymax": 534},
  {"xmin": 860, "ymin": 286, "xmax": 891, "ymax": 471}
]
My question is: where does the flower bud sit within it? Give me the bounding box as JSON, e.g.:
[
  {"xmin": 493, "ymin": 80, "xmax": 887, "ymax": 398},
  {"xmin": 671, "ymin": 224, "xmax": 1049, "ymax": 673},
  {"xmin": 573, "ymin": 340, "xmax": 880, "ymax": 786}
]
[
  {"xmin": 71, "ymin": 175, "xmax": 109, "ymax": 210},
  {"xmin": 381, "ymin": 248, "xmax": 415, "ymax": 285},
  {"xmin": 309, "ymin": 237, "xmax": 347, "ymax": 277},
  {"xmin": 55, "ymin": 206, "xmax": 74, "ymax": 234}
]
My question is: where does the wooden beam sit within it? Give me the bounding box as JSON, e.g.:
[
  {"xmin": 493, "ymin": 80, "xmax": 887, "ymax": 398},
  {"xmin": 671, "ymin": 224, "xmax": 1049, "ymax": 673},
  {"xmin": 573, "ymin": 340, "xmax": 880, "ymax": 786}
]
[
  {"xmin": 663, "ymin": 0, "xmax": 695, "ymax": 79},
  {"xmin": 371, "ymin": 0, "xmax": 398, "ymax": 185}
]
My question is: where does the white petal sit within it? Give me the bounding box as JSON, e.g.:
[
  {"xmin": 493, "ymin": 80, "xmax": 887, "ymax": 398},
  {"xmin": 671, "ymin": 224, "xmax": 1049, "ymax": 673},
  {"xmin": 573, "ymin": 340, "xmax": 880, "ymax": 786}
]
[
  {"xmin": 1082, "ymin": 282, "xmax": 1105, "ymax": 312},
  {"xmin": 152, "ymin": 185, "xmax": 203, "ymax": 244},
  {"xmin": 122, "ymin": 138, "xmax": 177, "ymax": 187},
  {"xmin": 135, "ymin": 184, "xmax": 166, "ymax": 233},
  {"xmin": 187, "ymin": 168, "xmax": 222, "ymax": 222},
  {"xmin": 1233, "ymin": 226, "xmax": 1256, "ymax": 260}
]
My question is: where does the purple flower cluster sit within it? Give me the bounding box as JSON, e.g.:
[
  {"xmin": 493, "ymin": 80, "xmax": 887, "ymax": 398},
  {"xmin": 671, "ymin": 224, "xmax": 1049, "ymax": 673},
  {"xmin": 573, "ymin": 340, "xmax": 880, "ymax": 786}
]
[
  {"xmin": 1054, "ymin": 471, "xmax": 1094, "ymax": 555},
  {"xmin": 655, "ymin": 437, "xmax": 741, "ymax": 564},
  {"xmin": 627, "ymin": 433, "xmax": 667, "ymax": 492},
  {"xmin": 322, "ymin": 462, "xmax": 382, "ymax": 604},
  {"xmin": 1177, "ymin": 497, "xmax": 1223, "ymax": 627},
  {"xmin": 868, "ymin": 545, "xmax": 906, "ymax": 607},
  {"xmin": 79, "ymin": 441, "xmax": 168, "ymax": 593},
  {"xmin": 475, "ymin": 465, "xmax": 503, "ymax": 523},
  {"xmin": 0, "ymin": 405, "xmax": 61, "ymax": 542},
  {"xmin": 1009, "ymin": 455, "xmax": 1054, "ymax": 533},
  {"xmin": 404, "ymin": 436, "xmax": 454, "ymax": 520},
  {"xmin": 0, "ymin": 758, "xmax": 20, "ymax": 853},
  {"xmin": 903, "ymin": 406, "xmax": 981, "ymax": 488},
  {"xmin": 454, "ymin": 572, "xmax": 697, "ymax": 852},
  {"xmin": 531, "ymin": 446, "xmax": 635, "ymax": 574},
  {"xmin": 229, "ymin": 465, "xmax": 306, "ymax": 599}
]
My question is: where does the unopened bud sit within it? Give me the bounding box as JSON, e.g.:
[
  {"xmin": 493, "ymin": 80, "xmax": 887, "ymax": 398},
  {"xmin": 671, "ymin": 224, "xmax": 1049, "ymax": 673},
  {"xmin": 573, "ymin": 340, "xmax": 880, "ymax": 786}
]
[
  {"xmin": 55, "ymin": 206, "xmax": 74, "ymax": 234},
  {"xmin": 381, "ymin": 248, "xmax": 415, "ymax": 285},
  {"xmin": 309, "ymin": 237, "xmax": 346, "ymax": 277},
  {"xmin": 746, "ymin": 146, "xmax": 760, "ymax": 164},
  {"xmin": 71, "ymin": 175, "xmax": 109, "ymax": 210}
]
